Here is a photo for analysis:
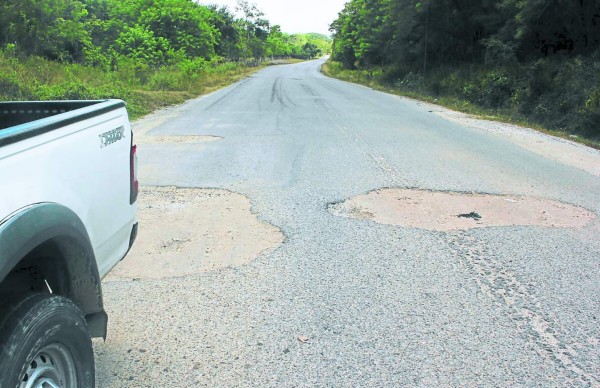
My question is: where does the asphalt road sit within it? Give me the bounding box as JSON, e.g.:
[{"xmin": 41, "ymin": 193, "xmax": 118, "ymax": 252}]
[{"xmin": 96, "ymin": 59, "xmax": 600, "ymax": 386}]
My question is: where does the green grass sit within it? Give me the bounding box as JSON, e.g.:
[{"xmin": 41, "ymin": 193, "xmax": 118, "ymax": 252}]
[
  {"xmin": 321, "ymin": 61, "xmax": 600, "ymax": 150},
  {"xmin": 0, "ymin": 53, "xmax": 300, "ymax": 120}
]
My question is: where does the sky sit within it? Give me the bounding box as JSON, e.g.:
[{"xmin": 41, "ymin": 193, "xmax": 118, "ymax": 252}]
[{"xmin": 196, "ymin": 0, "xmax": 348, "ymax": 36}]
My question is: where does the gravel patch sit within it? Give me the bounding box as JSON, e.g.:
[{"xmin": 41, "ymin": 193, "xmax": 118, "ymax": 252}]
[
  {"xmin": 329, "ymin": 188, "xmax": 596, "ymax": 231},
  {"xmin": 106, "ymin": 186, "xmax": 284, "ymax": 280}
]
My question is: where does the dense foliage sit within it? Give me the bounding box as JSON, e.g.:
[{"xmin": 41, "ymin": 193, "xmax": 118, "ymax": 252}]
[
  {"xmin": 330, "ymin": 0, "xmax": 600, "ymax": 139},
  {"xmin": 0, "ymin": 0, "xmax": 331, "ymax": 67}
]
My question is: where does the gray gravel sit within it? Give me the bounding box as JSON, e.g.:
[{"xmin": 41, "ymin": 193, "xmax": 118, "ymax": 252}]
[{"xmin": 95, "ymin": 59, "xmax": 600, "ymax": 386}]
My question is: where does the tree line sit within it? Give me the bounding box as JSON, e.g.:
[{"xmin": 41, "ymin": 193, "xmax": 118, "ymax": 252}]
[
  {"xmin": 330, "ymin": 0, "xmax": 599, "ymax": 70},
  {"xmin": 0, "ymin": 0, "xmax": 331, "ymax": 69},
  {"xmin": 329, "ymin": 0, "xmax": 600, "ymax": 139}
]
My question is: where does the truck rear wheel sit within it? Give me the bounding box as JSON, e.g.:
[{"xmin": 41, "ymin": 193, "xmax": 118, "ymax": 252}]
[{"xmin": 0, "ymin": 293, "xmax": 95, "ymax": 387}]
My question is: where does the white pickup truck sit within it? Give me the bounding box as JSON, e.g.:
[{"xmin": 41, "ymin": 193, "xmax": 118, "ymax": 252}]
[{"xmin": 0, "ymin": 100, "xmax": 138, "ymax": 387}]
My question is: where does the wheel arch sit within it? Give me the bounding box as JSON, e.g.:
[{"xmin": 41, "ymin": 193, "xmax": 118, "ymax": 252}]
[{"xmin": 0, "ymin": 203, "xmax": 107, "ymax": 338}]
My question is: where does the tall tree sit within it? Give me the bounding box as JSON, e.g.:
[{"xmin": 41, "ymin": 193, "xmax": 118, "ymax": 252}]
[
  {"xmin": 139, "ymin": 0, "xmax": 219, "ymax": 59},
  {"xmin": 0, "ymin": 0, "xmax": 91, "ymax": 61}
]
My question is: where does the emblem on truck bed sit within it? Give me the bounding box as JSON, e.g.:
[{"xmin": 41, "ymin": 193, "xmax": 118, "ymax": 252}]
[{"xmin": 100, "ymin": 126, "xmax": 125, "ymax": 148}]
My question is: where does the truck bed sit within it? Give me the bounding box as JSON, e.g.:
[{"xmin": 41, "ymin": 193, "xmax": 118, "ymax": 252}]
[
  {"xmin": 0, "ymin": 100, "xmax": 126, "ymax": 146},
  {"xmin": 0, "ymin": 98, "xmax": 137, "ymax": 279}
]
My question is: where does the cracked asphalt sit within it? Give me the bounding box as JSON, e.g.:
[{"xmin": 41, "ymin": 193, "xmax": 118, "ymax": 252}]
[{"xmin": 95, "ymin": 59, "xmax": 600, "ymax": 386}]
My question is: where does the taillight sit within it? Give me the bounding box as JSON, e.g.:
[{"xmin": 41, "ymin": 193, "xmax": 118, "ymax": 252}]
[{"xmin": 130, "ymin": 135, "xmax": 139, "ymax": 204}]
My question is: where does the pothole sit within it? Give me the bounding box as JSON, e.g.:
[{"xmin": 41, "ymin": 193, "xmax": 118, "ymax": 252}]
[
  {"xmin": 329, "ymin": 188, "xmax": 596, "ymax": 232},
  {"xmin": 106, "ymin": 186, "xmax": 284, "ymax": 280}
]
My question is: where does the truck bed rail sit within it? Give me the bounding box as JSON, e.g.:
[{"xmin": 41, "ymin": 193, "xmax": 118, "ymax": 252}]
[{"xmin": 0, "ymin": 100, "xmax": 125, "ymax": 147}]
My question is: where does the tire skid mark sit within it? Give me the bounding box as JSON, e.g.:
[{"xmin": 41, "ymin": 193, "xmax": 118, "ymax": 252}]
[
  {"xmin": 318, "ymin": 81, "xmax": 354, "ymax": 99},
  {"xmin": 300, "ymin": 82, "xmax": 317, "ymax": 97},
  {"xmin": 447, "ymin": 232, "xmax": 599, "ymax": 386},
  {"xmin": 270, "ymin": 77, "xmax": 283, "ymax": 105},
  {"xmin": 271, "ymin": 76, "xmax": 296, "ymax": 108},
  {"xmin": 282, "ymin": 79, "xmax": 297, "ymax": 107}
]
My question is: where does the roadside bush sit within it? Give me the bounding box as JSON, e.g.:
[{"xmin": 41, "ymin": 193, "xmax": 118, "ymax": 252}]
[
  {"xmin": 178, "ymin": 57, "xmax": 207, "ymax": 76},
  {"xmin": 113, "ymin": 57, "xmax": 151, "ymax": 85},
  {"xmin": 395, "ymin": 72, "xmax": 425, "ymax": 92},
  {"xmin": 208, "ymin": 62, "xmax": 239, "ymax": 74},
  {"xmin": 426, "ymin": 67, "xmax": 516, "ymax": 110},
  {"xmin": 322, "ymin": 61, "xmax": 344, "ymax": 76},
  {"xmin": 382, "ymin": 64, "xmax": 411, "ymax": 84},
  {"xmin": 0, "ymin": 53, "xmax": 34, "ymax": 100},
  {"xmin": 114, "ymin": 25, "xmax": 176, "ymax": 68},
  {"xmin": 583, "ymin": 88, "xmax": 600, "ymax": 138},
  {"xmin": 435, "ymin": 69, "xmax": 466, "ymax": 97},
  {"xmin": 517, "ymin": 57, "xmax": 596, "ymax": 133},
  {"xmin": 83, "ymin": 46, "xmax": 117, "ymax": 70},
  {"xmin": 479, "ymin": 70, "xmax": 515, "ymax": 109},
  {"xmin": 36, "ymin": 81, "xmax": 99, "ymax": 100},
  {"xmin": 410, "ymin": 58, "xmax": 595, "ymax": 137},
  {"xmin": 147, "ymin": 70, "xmax": 189, "ymax": 91},
  {"xmin": 0, "ymin": 75, "xmax": 29, "ymax": 100}
]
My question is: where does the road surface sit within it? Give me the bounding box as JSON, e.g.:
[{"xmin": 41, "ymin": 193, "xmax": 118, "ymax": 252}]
[{"xmin": 95, "ymin": 59, "xmax": 600, "ymax": 386}]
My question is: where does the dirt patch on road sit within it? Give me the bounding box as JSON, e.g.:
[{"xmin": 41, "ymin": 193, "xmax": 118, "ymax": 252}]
[
  {"xmin": 107, "ymin": 187, "xmax": 284, "ymax": 280},
  {"xmin": 329, "ymin": 188, "xmax": 596, "ymax": 232}
]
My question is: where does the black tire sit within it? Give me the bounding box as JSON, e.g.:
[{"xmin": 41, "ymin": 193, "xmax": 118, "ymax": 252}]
[{"xmin": 0, "ymin": 293, "xmax": 95, "ymax": 388}]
